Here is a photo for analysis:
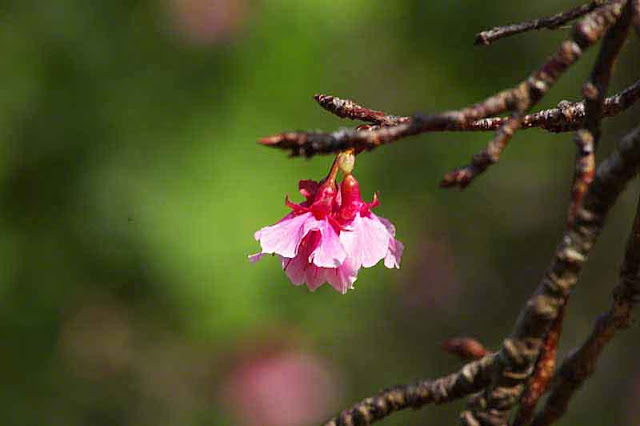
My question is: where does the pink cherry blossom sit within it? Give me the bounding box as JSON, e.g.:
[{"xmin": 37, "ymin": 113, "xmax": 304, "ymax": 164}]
[{"xmin": 250, "ymin": 172, "xmax": 403, "ymax": 294}]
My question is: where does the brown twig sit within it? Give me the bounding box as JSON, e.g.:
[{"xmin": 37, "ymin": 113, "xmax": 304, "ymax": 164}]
[
  {"xmin": 568, "ymin": 0, "xmax": 632, "ymax": 226},
  {"xmin": 531, "ymin": 186, "xmax": 640, "ymax": 426},
  {"xmin": 513, "ymin": 306, "xmax": 565, "ymax": 426},
  {"xmin": 474, "ymin": 1, "xmax": 607, "ymax": 46},
  {"xmin": 321, "ymin": 354, "xmax": 498, "ymax": 426},
  {"xmin": 312, "ymin": 81, "xmax": 640, "ymax": 135},
  {"xmin": 314, "ymin": 94, "xmax": 407, "ymax": 127},
  {"xmin": 440, "ymin": 114, "xmax": 523, "ymax": 189},
  {"xmin": 460, "ymin": 122, "xmax": 640, "ymax": 426}
]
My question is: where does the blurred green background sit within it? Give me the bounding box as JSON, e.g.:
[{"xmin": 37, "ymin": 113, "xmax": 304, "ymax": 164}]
[{"xmin": 2, "ymin": 0, "xmax": 639, "ymax": 425}]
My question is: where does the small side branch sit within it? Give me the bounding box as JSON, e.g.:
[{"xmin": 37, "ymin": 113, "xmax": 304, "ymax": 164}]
[
  {"xmin": 474, "ymin": 0, "xmax": 607, "ymax": 45},
  {"xmin": 314, "ymin": 94, "xmax": 407, "ymax": 127},
  {"xmin": 569, "ymin": 0, "xmax": 632, "ymax": 225},
  {"xmin": 531, "ymin": 186, "xmax": 640, "ymax": 426},
  {"xmin": 321, "ymin": 354, "xmax": 497, "ymax": 426},
  {"xmin": 440, "ymin": 114, "xmax": 521, "ymax": 188}
]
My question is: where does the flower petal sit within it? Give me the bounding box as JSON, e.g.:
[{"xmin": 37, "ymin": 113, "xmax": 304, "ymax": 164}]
[
  {"xmin": 255, "ymin": 211, "xmax": 314, "ymax": 258},
  {"xmin": 340, "ymin": 214, "xmax": 390, "ymax": 268},
  {"xmin": 280, "ymin": 232, "xmax": 320, "ymax": 286},
  {"xmin": 324, "ymin": 257, "xmax": 358, "ymax": 294},
  {"xmin": 384, "ymin": 238, "xmax": 404, "ymax": 269},
  {"xmin": 305, "ymin": 265, "xmax": 327, "ymax": 291},
  {"xmin": 307, "ymin": 220, "xmax": 347, "ymax": 268},
  {"xmin": 281, "ymin": 256, "xmax": 306, "ymax": 286},
  {"xmin": 375, "ymin": 215, "xmax": 396, "ymax": 236}
]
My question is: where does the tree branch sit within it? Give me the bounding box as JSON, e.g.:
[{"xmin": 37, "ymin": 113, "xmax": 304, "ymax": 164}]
[
  {"xmin": 321, "ymin": 354, "xmax": 498, "ymax": 426},
  {"xmin": 310, "ymin": 80, "xmax": 640, "ymax": 135},
  {"xmin": 460, "ymin": 122, "xmax": 640, "ymax": 426},
  {"xmin": 474, "ymin": 0, "xmax": 607, "ymax": 46},
  {"xmin": 531, "ymin": 184, "xmax": 640, "ymax": 426}
]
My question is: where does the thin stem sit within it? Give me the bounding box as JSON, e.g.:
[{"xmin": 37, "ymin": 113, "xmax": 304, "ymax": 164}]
[
  {"xmin": 474, "ymin": 1, "xmax": 607, "ymax": 45},
  {"xmin": 325, "ymin": 153, "xmax": 343, "ymax": 185},
  {"xmin": 440, "ymin": 114, "xmax": 522, "ymax": 189}
]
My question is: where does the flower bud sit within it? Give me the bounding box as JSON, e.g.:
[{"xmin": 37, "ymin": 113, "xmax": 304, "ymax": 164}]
[{"xmin": 337, "ymin": 151, "xmax": 355, "ymax": 175}]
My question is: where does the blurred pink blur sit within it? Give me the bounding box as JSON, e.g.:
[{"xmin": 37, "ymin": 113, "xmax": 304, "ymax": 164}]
[
  {"xmin": 166, "ymin": 0, "xmax": 249, "ymax": 45},
  {"xmin": 223, "ymin": 349, "xmax": 339, "ymax": 426}
]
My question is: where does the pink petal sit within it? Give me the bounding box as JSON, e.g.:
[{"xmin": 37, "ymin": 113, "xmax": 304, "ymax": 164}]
[
  {"xmin": 372, "ymin": 214, "xmax": 404, "ymax": 269},
  {"xmin": 255, "ymin": 212, "xmax": 314, "ymax": 258},
  {"xmin": 305, "ymin": 265, "xmax": 327, "ymax": 291},
  {"xmin": 281, "ymin": 255, "xmax": 306, "ymax": 286},
  {"xmin": 307, "ymin": 220, "xmax": 347, "ymax": 268},
  {"xmin": 324, "ymin": 257, "xmax": 358, "ymax": 294},
  {"xmin": 279, "ymin": 231, "xmax": 349, "ymax": 292},
  {"xmin": 340, "ymin": 214, "xmax": 390, "ymax": 268},
  {"xmin": 384, "ymin": 238, "xmax": 404, "ymax": 269},
  {"xmin": 281, "ymin": 255, "xmax": 330, "ymax": 292},
  {"xmin": 375, "ymin": 215, "xmax": 396, "ymax": 236},
  {"xmin": 281, "ymin": 248, "xmax": 359, "ymax": 294},
  {"xmin": 281, "ymin": 232, "xmax": 320, "ymax": 286}
]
